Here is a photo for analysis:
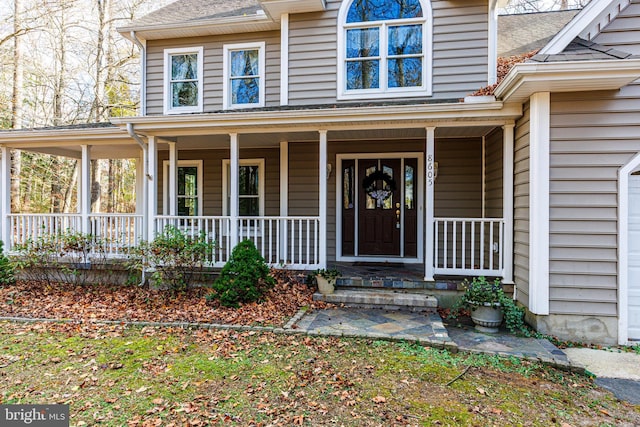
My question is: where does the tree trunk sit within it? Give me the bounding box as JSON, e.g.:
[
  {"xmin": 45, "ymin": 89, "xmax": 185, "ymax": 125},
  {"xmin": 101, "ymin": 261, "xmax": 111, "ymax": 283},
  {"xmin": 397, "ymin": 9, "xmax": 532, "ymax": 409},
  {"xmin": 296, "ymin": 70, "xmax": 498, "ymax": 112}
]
[
  {"xmin": 91, "ymin": 159, "xmax": 102, "ymax": 212},
  {"xmin": 63, "ymin": 160, "xmax": 78, "ymax": 212},
  {"xmin": 11, "ymin": 0, "xmax": 24, "ymax": 212}
]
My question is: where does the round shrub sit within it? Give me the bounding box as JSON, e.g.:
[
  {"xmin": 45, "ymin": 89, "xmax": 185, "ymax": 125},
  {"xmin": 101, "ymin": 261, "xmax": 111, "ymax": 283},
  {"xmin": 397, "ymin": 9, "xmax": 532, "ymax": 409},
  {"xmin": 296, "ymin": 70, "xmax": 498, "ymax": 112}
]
[{"xmin": 208, "ymin": 240, "xmax": 275, "ymax": 308}]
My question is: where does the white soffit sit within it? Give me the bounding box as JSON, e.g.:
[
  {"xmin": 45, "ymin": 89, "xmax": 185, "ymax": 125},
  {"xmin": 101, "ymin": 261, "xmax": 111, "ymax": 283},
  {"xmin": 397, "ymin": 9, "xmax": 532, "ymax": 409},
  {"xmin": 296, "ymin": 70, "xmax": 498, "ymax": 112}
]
[
  {"xmin": 495, "ymin": 60, "xmax": 640, "ymax": 103},
  {"xmin": 540, "ymin": 0, "xmax": 631, "ymax": 55},
  {"xmin": 259, "ymin": 0, "xmax": 326, "ymax": 18},
  {"xmin": 119, "ymin": 15, "xmax": 278, "ymax": 41}
]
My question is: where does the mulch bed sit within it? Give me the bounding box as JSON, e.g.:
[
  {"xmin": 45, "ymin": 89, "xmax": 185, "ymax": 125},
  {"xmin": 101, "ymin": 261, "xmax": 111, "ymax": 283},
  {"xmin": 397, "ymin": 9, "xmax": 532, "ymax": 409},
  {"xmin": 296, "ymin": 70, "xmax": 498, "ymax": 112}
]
[{"xmin": 0, "ymin": 271, "xmax": 329, "ymax": 327}]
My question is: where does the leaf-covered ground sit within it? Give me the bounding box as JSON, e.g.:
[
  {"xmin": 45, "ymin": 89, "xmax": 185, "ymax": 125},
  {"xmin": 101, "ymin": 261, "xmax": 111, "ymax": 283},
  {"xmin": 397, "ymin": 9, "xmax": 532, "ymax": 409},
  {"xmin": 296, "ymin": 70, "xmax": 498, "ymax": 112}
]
[
  {"xmin": 0, "ymin": 273, "xmax": 323, "ymax": 326},
  {"xmin": 0, "ymin": 322, "xmax": 638, "ymax": 426}
]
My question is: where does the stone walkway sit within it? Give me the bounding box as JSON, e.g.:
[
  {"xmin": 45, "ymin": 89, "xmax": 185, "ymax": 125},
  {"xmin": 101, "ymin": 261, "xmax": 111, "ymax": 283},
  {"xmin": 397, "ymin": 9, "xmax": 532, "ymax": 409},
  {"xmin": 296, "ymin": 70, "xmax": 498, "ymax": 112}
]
[
  {"xmin": 296, "ymin": 308, "xmax": 453, "ymax": 348},
  {"xmin": 293, "ymin": 307, "xmax": 573, "ymax": 369}
]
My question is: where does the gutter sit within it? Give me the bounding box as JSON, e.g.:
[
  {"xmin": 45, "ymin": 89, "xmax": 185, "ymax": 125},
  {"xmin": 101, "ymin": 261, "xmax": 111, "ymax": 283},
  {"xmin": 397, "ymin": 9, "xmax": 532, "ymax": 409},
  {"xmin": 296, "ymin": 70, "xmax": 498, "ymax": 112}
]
[
  {"xmin": 130, "ymin": 31, "xmax": 146, "ymax": 116},
  {"xmin": 126, "ymin": 123, "xmax": 149, "ymax": 286}
]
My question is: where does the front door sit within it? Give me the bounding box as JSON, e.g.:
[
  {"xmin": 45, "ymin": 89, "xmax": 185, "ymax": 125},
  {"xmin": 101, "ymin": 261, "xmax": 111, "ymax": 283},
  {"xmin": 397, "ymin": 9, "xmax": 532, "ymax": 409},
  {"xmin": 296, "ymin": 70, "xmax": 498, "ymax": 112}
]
[
  {"xmin": 358, "ymin": 159, "xmax": 401, "ymax": 255},
  {"xmin": 341, "ymin": 157, "xmax": 418, "ymax": 258}
]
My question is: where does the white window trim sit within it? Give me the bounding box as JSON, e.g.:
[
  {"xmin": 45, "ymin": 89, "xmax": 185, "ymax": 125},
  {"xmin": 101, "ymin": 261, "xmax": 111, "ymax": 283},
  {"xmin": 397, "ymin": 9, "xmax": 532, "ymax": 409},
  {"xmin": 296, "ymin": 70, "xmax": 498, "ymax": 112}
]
[
  {"xmin": 336, "ymin": 0, "xmax": 433, "ymax": 101},
  {"xmin": 223, "ymin": 42, "xmax": 266, "ymax": 110},
  {"xmin": 222, "ymin": 158, "xmax": 265, "ymax": 216},
  {"xmin": 163, "ymin": 47, "xmax": 204, "ymax": 115},
  {"xmin": 162, "ymin": 160, "xmax": 203, "ymax": 216}
]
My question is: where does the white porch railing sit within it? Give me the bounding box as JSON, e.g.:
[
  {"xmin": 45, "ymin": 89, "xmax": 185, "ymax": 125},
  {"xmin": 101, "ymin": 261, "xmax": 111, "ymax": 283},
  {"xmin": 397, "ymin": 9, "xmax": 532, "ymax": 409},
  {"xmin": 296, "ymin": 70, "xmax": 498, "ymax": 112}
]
[
  {"xmin": 9, "ymin": 213, "xmax": 143, "ymax": 257},
  {"xmin": 434, "ymin": 217, "xmax": 504, "ymax": 277},
  {"xmin": 155, "ymin": 216, "xmax": 321, "ymax": 269},
  {"xmin": 90, "ymin": 214, "xmax": 143, "ymax": 256},
  {"xmin": 9, "ymin": 213, "xmax": 82, "ymax": 250}
]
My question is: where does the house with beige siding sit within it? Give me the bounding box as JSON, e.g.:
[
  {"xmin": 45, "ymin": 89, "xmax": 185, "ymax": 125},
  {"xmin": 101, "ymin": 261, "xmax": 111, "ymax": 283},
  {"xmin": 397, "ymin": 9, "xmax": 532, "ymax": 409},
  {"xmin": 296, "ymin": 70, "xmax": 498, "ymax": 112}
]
[{"xmin": 2, "ymin": 0, "xmax": 640, "ymax": 345}]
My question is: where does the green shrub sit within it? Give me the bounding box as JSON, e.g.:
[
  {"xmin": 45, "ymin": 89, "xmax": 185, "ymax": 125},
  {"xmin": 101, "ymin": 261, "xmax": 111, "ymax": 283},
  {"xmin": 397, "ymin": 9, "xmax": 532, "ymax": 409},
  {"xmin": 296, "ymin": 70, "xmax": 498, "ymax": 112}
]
[
  {"xmin": 11, "ymin": 231, "xmax": 115, "ymax": 285},
  {"xmin": 207, "ymin": 240, "xmax": 275, "ymax": 308},
  {"xmin": 0, "ymin": 241, "xmax": 15, "ymax": 286},
  {"xmin": 132, "ymin": 225, "xmax": 214, "ymax": 291}
]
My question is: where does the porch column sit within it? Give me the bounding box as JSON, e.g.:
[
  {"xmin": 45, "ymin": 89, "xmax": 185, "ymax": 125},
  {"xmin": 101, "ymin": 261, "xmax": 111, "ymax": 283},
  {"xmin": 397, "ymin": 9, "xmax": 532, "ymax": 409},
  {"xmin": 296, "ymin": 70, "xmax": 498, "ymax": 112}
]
[
  {"xmin": 319, "ymin": 130, "xmax": 328, "ymax": 268},
  {"xmin": 502, "ymin": 123, "xmax": 515, "ymax": 285},
  {"xmin": 80, "ymin": 145, "xmax": 91, "ymax": 235},
  {"xmin": 229, "ymin": 133, "xmax": 239, "ymax": 249},
  {"xmin": 424, "ymin": 127, "xmax": 436, "ymax": 281},
  {"xmin": 135, "ymin": 157, "xmax": 144, "ymax": 216},
  {"xmin": 0, "ymin": 147, "xmax": 10, "ymax": 250},
  {"xmin": 168, "ymin": 141, "xmax": 178, "ymax": 216},
  {"xmin": 280, "ymin": 140, "xmax": 288, "ymax": 263},
  {"xmin": 147, "ymin": 135, "xmax": 158, "ymax": 241}
]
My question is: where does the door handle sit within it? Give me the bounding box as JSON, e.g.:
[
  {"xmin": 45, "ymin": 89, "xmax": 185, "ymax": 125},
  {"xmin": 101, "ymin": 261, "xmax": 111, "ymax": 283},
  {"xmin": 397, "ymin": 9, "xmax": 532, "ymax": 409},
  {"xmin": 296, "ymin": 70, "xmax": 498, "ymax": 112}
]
[{"xmin": 395, "ymin": 202, "xmax": 401, "ymax": 228}]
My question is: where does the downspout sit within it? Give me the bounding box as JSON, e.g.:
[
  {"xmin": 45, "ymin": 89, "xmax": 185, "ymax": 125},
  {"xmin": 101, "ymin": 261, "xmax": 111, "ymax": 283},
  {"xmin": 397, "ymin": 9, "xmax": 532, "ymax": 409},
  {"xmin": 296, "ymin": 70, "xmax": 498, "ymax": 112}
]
[
  {"xmin": 130, "ymin": 31, "xmax": 146, "ymax": 116},
  {"xmin": 127, "ymin": 123, "xmax": 148, "ymax": 286}
]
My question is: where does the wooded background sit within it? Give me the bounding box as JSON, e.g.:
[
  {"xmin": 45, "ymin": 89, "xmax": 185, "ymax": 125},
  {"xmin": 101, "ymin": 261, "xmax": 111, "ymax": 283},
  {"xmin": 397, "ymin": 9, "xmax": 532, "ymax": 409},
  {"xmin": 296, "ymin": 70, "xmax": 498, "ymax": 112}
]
[{"xmin": 0, "ymin": 0, "xmax": 590, "ymax": 214}]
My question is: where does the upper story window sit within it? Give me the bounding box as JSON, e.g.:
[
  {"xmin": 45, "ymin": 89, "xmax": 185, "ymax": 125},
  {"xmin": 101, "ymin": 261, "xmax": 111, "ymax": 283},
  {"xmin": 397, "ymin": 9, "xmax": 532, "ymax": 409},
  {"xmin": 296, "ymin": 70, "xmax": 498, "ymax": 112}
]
[
  {"xmin": 163, "ymin": 47, "xmax": 204, "ymax": 114},
  {"xmin": 338, "ymin": 0, "xmax": 432, "ymax": 100},
  {"xmin": 223, "ymin": 42, "xmax": 266, "ymax": 109}
]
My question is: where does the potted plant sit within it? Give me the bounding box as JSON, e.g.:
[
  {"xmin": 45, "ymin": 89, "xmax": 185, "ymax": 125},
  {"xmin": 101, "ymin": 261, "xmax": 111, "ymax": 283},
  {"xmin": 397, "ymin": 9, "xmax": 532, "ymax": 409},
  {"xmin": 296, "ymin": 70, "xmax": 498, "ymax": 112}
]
[
  {"xmin": 313, "ymin": 268, "xmax": 341, "ymax": 295},
  {"xmin": 449, "ymin": 276, "xmax": 528, "ymax": 335}
]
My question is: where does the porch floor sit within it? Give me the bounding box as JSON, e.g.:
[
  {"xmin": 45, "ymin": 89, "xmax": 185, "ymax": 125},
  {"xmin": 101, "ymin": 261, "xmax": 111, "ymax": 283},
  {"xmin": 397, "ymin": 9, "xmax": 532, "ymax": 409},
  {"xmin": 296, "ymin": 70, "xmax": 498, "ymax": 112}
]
[{"xmin": 330, "ymin": 262, "xmax": 465, "ymax": 292}]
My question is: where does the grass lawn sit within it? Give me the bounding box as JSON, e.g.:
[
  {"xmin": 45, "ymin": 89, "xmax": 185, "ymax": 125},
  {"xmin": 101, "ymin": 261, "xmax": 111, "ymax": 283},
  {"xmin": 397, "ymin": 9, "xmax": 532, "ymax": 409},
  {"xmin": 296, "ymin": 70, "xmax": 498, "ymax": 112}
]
[{"xmin": 0, "ymin": 321, "xmax": 638, "ymax": 426}]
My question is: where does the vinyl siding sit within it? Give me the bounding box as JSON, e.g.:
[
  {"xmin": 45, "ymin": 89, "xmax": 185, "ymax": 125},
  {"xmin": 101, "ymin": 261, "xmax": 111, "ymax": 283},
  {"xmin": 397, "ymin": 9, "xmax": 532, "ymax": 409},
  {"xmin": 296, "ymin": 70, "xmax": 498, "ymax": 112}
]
[
  {"xmin": 156, "ymin": 148, "xmax": 281, "ymax": 217},
  {"xmin": 287, "ymin": 0, "xmax": 489, "ymax": 105},
  {"xmin": 541, "ymin": 2, "xmax": 640, "ymax": 317},
  {"xmin": 548, "ymin": 89, "xmax": 639, "ymax": 317},
  {"xmin": 146, "ymin": 32, "xmax": 281, "ymax": 115},
  {"xmin": 514, "ymin": 102, "xmax": 530, "ymax": 307},
  {"xmin": 484, "ymin": 128, "xmax": 503, "ymax": 219}
]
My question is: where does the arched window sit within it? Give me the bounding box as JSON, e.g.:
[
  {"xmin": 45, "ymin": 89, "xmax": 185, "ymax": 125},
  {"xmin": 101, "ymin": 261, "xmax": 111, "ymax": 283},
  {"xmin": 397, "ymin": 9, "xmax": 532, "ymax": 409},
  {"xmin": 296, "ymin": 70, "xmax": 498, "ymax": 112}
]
[{"xmin": 337, "ymin": 0, "xmax": 431, "ymax": 100}]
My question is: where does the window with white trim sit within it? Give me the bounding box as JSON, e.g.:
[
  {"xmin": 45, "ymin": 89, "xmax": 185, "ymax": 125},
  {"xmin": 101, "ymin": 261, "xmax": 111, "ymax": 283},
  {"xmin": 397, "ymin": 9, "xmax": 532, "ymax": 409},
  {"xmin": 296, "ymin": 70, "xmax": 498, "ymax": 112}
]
[
  {"xmin": 163, "ymin": 160, "xmax": 203, "ymax": 216},
  {"xmin": 223, "ymin": 42, "xmax": 266, "ymax": 109},
  {"xmin": 222, "ymin": 159, "xmax": 265, "ymax": 216},
  {"xmin": 337, "ymin": 0, "xmax": 431, "ymax": 100},
  {"xmin": 164, "ymin": 47, "xmax": 204, "ymax": 114}
]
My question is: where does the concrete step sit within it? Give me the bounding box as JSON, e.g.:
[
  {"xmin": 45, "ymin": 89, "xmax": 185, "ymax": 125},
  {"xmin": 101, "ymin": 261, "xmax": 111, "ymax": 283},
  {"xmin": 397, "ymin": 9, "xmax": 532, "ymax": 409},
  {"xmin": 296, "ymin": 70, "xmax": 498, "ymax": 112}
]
[{"xmin": 313, "ymin": 289, "xmax": 438, "ymax": 312}]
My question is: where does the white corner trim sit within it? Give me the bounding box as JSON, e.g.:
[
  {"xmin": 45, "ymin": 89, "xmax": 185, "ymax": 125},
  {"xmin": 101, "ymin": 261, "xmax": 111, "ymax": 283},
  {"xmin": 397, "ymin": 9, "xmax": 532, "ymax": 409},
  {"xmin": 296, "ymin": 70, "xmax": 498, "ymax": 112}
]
[
  {"xmin": 540, "ymin": 0, "xmax": 630, "ymax": 55},
  {"xmin": 223, "ymin": 42, "xmax": 267, "ymax": 110},
  {"xmin": 617, "ymin": 151, "xmax": 640, "ymax": 345},
  {"xmin": 163, "ymin": 46, "xmax": 204, "ymax": 115},
  {"xmin": 528, "ymin": 92, "xmax": 550, "ymax": 316},
  {"xmin": 488, "ymin": 1, "xmax": 498, "ymax": 85},
  {"xmin": 280, "ymin": 14, "xmax": 289, "ymax": 106}
]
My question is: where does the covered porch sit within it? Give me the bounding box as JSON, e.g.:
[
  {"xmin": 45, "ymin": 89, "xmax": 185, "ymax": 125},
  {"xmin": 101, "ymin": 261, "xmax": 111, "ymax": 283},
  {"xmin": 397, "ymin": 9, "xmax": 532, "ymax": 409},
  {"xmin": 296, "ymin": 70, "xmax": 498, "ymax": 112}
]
[{"xmin": 0, "ymin": 102, "xmax": 520, "ymax": 283}]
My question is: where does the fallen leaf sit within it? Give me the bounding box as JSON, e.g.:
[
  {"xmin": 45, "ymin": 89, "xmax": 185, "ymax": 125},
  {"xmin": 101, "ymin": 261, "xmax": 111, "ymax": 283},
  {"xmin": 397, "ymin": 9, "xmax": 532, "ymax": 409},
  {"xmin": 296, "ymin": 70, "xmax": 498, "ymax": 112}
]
[{"xmin": 372, "ymin": 395, "xmax": 386, "ymax": 404}]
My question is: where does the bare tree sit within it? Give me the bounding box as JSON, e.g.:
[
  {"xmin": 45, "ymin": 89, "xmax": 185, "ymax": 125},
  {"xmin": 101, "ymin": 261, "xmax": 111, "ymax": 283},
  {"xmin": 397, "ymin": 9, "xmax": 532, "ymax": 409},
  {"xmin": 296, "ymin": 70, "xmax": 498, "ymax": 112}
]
[{"xmin": 501, "ymin": 0, "xmax": 591, "ymax": 13}]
